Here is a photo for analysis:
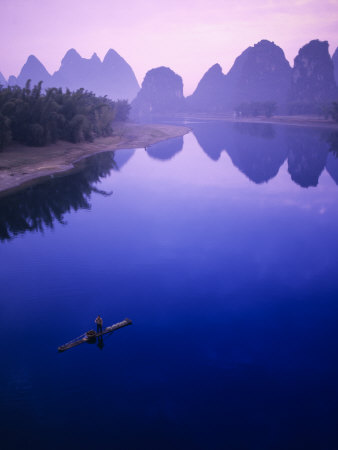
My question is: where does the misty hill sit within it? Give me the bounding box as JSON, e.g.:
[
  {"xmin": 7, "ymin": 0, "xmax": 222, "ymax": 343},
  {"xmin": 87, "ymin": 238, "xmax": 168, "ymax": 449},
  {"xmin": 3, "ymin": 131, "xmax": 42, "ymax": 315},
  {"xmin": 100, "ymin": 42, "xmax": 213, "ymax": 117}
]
[
  {"xmin": 186, "ymin": 64, "xmax": 226, "ymax": 112},
  {"xmin": 52, "ymin": 49, "xmax": 139, "ymax": 101},
  {"xmin": 5, "ymin": 39, "xmax": 338, "ymax": 115},
  {"xmin": 332, "ymin": 47, "xmax": 338, "ymax": 86},
  {"xmin": 7, "ymin": 49, "xmax": 140, "ymax": 102},
  {"xmin": 8, "ymin": 76, "xmax": 17, "ymax": 86},
  {"xmin": 16, "ymin": 55, "xmax": 51, "ymax": 88},
  {"xmin": 225, "ymin": 40, "xmax": 292, "ymax": 110},
  {"xmin": 187, "ymin": 40, "xmax": 292, "ymax": 113},
  {"xmin": 131, "ymin": 67, "xmax": 184, "ymax": 116},
  {"xmin": 187, "ymin": 39, "xmax": 338, "ymax": 115},
  {"xmin": 290, "ymin": 40, "xmax": 338, "ymax": 108},
  {"xmin": 99, "ymin": 49, "xmax": 139, "ymax": 101},
  {"xmin": 0, "ymin": 72, "xmax": 7, "ymax": 87},
  {"xmin": 52, "ymin": 49, "xmax": 98, "ymax": 92}
]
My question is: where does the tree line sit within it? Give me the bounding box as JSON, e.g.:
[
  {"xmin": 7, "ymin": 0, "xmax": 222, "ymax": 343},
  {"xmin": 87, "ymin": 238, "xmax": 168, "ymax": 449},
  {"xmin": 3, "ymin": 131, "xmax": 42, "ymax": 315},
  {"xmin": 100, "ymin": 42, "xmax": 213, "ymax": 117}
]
[
  {"xmin": 234, "ymin": 101, "xmax": 338, "ymax": 121},
  {"xmin": 287, "ymin": 101, "xmax": 338, "ymax": 118},
  {"xmin": 0, "ymin": 80, "xmax": 130, "ymax": 150},
  {"xmin": 234, "ymin": 101, "xmax": 277, "ymax": 118}
]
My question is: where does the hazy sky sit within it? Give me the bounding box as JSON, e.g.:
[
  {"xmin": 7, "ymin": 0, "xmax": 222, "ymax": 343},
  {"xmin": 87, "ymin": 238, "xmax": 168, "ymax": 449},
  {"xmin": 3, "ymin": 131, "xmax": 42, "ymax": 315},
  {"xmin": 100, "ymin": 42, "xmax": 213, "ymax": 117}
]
[{"xmin": 1, "ymin": 0, "xmax": 338, "ymax": 94}]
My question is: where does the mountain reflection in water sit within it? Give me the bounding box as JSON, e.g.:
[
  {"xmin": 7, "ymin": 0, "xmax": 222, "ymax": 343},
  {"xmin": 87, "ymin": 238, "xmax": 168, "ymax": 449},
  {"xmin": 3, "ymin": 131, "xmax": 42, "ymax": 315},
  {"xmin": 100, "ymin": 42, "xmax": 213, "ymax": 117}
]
[
  {"xmin": 1, "ymin": 123, "xmax": 337, "ymax": 242},
  {"xmin": 146, "ymin": 136, "xmax": 183, "ymax": 160}
]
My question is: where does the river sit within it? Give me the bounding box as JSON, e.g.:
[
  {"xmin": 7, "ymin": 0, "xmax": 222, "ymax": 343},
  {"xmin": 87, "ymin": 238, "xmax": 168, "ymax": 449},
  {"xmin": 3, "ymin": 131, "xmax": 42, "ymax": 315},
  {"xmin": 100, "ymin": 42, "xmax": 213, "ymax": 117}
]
[{"xmin": 1, "ymin": 120, "xmax": 338, "ymax": 449}]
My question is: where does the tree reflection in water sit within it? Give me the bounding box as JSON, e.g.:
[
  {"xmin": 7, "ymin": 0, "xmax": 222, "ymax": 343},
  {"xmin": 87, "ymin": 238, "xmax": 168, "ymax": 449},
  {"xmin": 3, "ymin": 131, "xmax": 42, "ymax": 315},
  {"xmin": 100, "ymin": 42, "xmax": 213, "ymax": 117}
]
[
  {"xmin": 0, "ymin": 152, "xmax": 117, "ymax": 242},
  {"xmin": 1, "ymin": 126, "xmax": 338, "ymax": 241}
]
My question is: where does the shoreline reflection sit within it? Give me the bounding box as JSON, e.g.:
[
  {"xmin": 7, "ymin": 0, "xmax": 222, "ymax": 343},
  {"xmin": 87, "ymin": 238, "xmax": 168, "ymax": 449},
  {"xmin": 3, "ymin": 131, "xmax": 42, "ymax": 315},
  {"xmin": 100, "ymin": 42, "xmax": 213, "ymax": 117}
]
[
  {"xmin": 1, "ymin": 124, "xmax": 338, "ymax": 242},
  {"xmin": 0, "ymin": 152, "xmax": 117, "ymax": 241}
]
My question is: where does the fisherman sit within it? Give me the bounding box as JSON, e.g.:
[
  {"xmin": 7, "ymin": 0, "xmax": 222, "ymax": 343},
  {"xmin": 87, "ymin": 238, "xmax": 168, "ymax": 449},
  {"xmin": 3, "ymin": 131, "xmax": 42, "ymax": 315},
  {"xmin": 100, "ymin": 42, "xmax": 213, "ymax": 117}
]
[{"xmin": 95, "ymin": 315, "xmax": 103, "ymax": 334}]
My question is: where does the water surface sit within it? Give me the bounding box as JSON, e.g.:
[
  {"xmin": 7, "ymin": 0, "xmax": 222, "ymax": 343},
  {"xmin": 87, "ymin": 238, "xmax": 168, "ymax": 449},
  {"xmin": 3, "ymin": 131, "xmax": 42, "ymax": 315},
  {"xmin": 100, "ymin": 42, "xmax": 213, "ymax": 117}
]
[{"xmin": 1, "ymin": 121, "xmax": 338, "ymax": 450}]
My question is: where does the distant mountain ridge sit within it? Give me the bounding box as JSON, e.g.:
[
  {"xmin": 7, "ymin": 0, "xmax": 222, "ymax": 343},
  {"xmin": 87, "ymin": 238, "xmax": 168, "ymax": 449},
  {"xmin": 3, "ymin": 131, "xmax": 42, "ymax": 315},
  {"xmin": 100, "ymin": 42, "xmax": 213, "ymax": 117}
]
[
  {"xmin": 187, "ymin": 39, "xmax": 338, "ymax": 114},
  {"xmin": 2, "ymin": 49, "xmax": 140, "ymax": 102},
  {"xmin": 16, "ymin": 55, "xmax": 51, "ymax": 88},
  {"xmin": 130, "ymin": 39, "xmax": 338, "ymax": 116},
  {"xmin": 1, "ymin": 40, "xmax": 338, "ymax": 113}
]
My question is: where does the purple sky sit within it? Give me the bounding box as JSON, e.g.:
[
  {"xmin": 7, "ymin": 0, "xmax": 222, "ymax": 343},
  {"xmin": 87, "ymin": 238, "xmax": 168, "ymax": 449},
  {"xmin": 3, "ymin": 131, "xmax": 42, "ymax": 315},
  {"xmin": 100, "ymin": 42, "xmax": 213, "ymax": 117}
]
[{"xmin": 1, "ymin": 0, "xmax": 338, "ymax": 94}]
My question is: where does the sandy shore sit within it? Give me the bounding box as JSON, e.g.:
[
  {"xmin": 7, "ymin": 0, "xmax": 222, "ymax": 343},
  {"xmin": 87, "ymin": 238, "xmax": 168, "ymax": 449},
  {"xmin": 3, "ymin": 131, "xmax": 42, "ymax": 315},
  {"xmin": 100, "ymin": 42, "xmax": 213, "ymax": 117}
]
[
  {"xmin": 0, "ymin": 122, "xmax": 190, "ymax": 197},
  {"xmin": 176, "ymin": 113, "xmax": 338, "ymax": 129}
]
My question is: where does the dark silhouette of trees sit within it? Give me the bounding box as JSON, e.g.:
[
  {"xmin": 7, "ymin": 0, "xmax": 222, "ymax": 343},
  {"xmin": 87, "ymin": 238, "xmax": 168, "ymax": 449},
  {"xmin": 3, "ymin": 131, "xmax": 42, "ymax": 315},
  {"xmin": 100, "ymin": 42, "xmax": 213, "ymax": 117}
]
[
  {"xmin": 114, "ymin": 99, "xmax": 131, "ymax": 121},
  {"xmin": 234, "ymin": 101, "xmax": 277, "ymax": 118},
  {"xmin": 0, "ymin": 151, "xmax": 116, "ymax": 241},
  {"xmin": 0, "ymin": 80, "xmax": 130, "ymax": 150},
  {"xmin": 330, "ymin": 102, "xmax": 338, "ymax": 122},
  {"xmin": 287, "ymin": 101, "xmax": 337, "ymax": 116}
]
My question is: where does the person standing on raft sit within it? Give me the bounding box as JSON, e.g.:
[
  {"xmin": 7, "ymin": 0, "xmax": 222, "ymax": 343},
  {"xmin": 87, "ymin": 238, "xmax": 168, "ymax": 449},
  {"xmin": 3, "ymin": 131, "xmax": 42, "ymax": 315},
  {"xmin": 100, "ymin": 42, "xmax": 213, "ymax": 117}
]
[{"xmin": 95, "ymin": 316, "xmax": 103, "ymax": 334}]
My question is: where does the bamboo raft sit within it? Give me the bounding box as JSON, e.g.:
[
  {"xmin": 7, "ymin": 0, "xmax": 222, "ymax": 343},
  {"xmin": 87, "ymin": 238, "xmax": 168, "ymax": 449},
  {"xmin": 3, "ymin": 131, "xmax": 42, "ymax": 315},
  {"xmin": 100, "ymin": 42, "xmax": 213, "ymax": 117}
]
[{"xmin": 58, "ymin": 318, "xmax": 132, "ymax": 352}]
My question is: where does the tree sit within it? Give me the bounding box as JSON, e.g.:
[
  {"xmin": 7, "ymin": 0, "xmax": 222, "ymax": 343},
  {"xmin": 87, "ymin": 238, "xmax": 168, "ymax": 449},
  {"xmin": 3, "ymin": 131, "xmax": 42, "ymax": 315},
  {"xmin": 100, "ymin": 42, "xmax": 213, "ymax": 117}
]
[
  {"xmin": 0, "ymin": 82, "xmax": 130, "ymax": 150},
  {"xmin": 0, "ymin": 113, "xmax": 11, "ymax": 149},
  {"xmin": 263, "ymin": 101, "xmax": 277, "ymax": 118},
  {"xmin": 234, "ymin": 101, "xmax": 277, "ymax": 118}
]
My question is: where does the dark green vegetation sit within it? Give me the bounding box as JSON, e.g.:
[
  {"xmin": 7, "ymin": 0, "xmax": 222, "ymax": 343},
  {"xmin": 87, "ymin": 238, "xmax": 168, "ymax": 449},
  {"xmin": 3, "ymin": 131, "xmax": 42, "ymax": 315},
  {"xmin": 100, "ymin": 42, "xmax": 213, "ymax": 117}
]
[{"xmin": 0, "ymin": 81, "xmax": 130, "ymax": 150}]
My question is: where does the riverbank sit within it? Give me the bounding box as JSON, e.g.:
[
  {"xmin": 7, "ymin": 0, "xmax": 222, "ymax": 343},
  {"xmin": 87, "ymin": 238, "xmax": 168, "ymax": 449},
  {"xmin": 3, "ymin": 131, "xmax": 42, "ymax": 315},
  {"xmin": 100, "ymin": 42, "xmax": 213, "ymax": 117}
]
[
  {"xmin": 0, "ymin": 122, "xmax": 190, "ymax": 197},
  {"xmin": 176, "ymin": 113, "xmax": 338, "ymax": 129}
]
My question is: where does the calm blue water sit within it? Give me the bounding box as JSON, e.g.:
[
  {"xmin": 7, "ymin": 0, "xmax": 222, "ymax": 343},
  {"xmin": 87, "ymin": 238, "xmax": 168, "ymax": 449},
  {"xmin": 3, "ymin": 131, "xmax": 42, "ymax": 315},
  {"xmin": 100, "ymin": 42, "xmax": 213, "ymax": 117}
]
[{"xmin": 1, "ymin": 121, "xmax": 338, "ymax": 450}]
